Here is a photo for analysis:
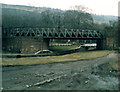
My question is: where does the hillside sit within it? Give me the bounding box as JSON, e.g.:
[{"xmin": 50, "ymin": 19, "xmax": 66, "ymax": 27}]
[
  {"xmin": 92, "ymin": 14, "xmax": 118, "ymax": 24},
  {"xmin": 2, "ymin": 4, "xmax": 62, "ymax": 13},
  {"xmin": 2, "ymin": 4, "xmax": 117, "ymax": 29},
  {"xmin": 2, "ymin": 4, "xmax": 94, "ymax": 29}
]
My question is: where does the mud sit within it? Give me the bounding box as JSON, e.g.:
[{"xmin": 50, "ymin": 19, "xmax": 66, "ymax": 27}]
[{"xmin": 2, "ymin": 53, "xmax": 119, "ymax": 90}]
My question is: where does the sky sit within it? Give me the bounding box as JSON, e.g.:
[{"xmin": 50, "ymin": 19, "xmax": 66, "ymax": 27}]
[{"xmin": 0, "ymin": 0, "xmax": 120, "ymax": 16}]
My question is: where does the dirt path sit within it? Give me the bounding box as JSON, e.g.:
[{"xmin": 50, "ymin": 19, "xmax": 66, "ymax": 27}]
[{"xmin": 2, "ymin": 53, "xmax": 119, "ymax": 90}]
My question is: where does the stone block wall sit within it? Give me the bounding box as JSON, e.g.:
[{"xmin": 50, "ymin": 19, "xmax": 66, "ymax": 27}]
[
  {"xmin": 105, "ymin": 29, "xmax": 118, "ymax": 50},
  {"xmin": 2, "ymin": 37, "xmax": 49, "ymax": 54},
  {"xmin": 2, "ymin": 37, "xmax": 22, "ymax": 53}
]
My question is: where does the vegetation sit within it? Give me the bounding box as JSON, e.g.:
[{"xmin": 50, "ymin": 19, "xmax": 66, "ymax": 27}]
[
  {"xmin": 2, "ymin": 4, "xmax": 117, "ymax": 31},
  {"xmin": 2, "ymin": 6, "xmax": 93, "ymax": 29},
  {"xmin": 1, "ymin": 4, "xmax": 118, "ymax": 66},
  {"xmin": 109, "ymin": 60, "xmax": 119, "ymax": 71},
  {"xmin": 49, "ymin": 45, "xmax": 79, "ymax": 52},
  {"xmin": 92, "ymin": 14, "xmax": 117, "ymax": 24},
  {"xmin": 2, "ymin": 50, "xmax": 114, "ymax": 66}
]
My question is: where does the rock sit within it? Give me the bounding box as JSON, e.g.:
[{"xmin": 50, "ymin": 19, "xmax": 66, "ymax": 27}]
[
  {"xmin": 26, "ymin": 85, "xmax": 29, "ymax": 88},
  {"xmin": 85, "ymin": 80, "xmax": 89, "ymax": 84},
  {"xmin": 73, "ymin": 73, "xmax": 78, "ymax": 76}
]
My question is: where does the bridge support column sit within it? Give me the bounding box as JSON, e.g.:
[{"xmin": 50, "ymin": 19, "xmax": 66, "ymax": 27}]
[
  {"xmin": 2, "ymin": 37, "xmax": 22, "ymax": 53},
  {"xmin": 96, "ymin": 39, "xmax": 106, "ymax": 50},
  {"xmin": 103, "ymin": 28, "xmax": 118, "ymax": 50},
  {"xmin": 21, "ymin": 38, "xmax": 49, "ymax": 54},
  {"xmin": 105, "ymin": 37, "xmax": 118, "ymax": 50},
  {"xmin": 2, "ymin": 37, "xmax": 50, "ymax": 54}
]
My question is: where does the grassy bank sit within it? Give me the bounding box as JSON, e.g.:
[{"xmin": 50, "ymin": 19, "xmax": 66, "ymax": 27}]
[
  {"xmin": 109, "ymin": 60, "xmax": 119, "ymax": 71},
  {"xmin": 49, "ymin": 45, "xmax": 79, "ymax": 52},
  {"xmin": 2, "ymin": 50, "xmax": 114, "ymax": 66},
  {"xmin": 2, "ymin": 45, "xmax": 79, "ymax": 55}
]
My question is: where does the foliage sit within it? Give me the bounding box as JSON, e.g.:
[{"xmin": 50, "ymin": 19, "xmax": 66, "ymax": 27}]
[
  {"xmin": 2, "ymin": 4, "xmax": 118, "ymax": 36},
  {"xmin": 2, "ymin": 4, "xmax": 94, "ymax": 29}
]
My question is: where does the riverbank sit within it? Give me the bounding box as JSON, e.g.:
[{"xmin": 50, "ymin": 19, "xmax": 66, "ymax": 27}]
[{"xmin": 2, "ymin": 50, "xmax": 114, "ymax": 66}]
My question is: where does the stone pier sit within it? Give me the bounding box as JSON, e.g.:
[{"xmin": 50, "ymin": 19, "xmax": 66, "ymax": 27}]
[
  {"xmin": 96, "ymin": 39, "xmax": 106, "ymax": 50},
  {"xmin": 2, "ymin": 37, "xmax": 49, "ymax": 54}
]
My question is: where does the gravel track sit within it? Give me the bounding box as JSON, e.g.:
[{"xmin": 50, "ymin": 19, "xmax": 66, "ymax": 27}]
[{"xmin": 2, "ymin": 53, "xmax": 119, "ymax": 90}]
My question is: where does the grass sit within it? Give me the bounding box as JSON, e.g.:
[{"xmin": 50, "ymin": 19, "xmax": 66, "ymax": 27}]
[
  {"xmin": 2, "ymin": 50, "xmax": 114, "ymax": 66},
  {"xmin": 109, "ymin": 60, "xmax": 119, "ymax": 71},
  {"xmin": 2, "ymin": 45, "xmax": 79, "ymax": 55},
  {"xmin": 49, "ymin": 45, "xmax": 79, "ymax": 52}
]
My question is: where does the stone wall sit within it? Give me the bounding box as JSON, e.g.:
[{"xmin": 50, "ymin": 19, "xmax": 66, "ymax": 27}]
[
  {"xmin": 105, "ymin": 37, "xmax": 118, "ymax": 50},
  {"xmin": 2, "ymin": 37, "xmax": 22, "ymax": 53},
  {"xmin": 105, "ymin": 29, "xmax": 118, "ymax": 50},
  {"xmin": 96, "ymin": 39, "xmax": 106, "ymax": 50},
  {"xmin": 96, "ymin": 28, "xmax": 118, "ymax": 50},
  {"xmin": 2, "ymin": 37, "xmax": 49, "ymax": 54}
]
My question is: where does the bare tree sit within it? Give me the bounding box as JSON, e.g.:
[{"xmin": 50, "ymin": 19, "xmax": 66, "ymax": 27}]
[{"xmin": 70, "ymin": 5, "xmax": 93, "ymax": 13}]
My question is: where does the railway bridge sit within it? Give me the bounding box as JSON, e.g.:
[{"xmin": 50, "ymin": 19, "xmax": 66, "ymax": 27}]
[{"xmin": 2, "ymin": 28, "xmax": 114, "ymax": 53}]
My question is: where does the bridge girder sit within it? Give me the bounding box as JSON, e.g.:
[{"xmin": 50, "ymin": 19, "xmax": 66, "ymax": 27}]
[{"xmin": 3, "ymin": 28, "xmax": 103, "ymax": 39}]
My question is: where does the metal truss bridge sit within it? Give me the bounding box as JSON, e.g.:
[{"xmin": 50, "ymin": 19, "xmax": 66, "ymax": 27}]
[{"xmin": 3, "ymin": 28, "xmax": 103, "ymax": 39}]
